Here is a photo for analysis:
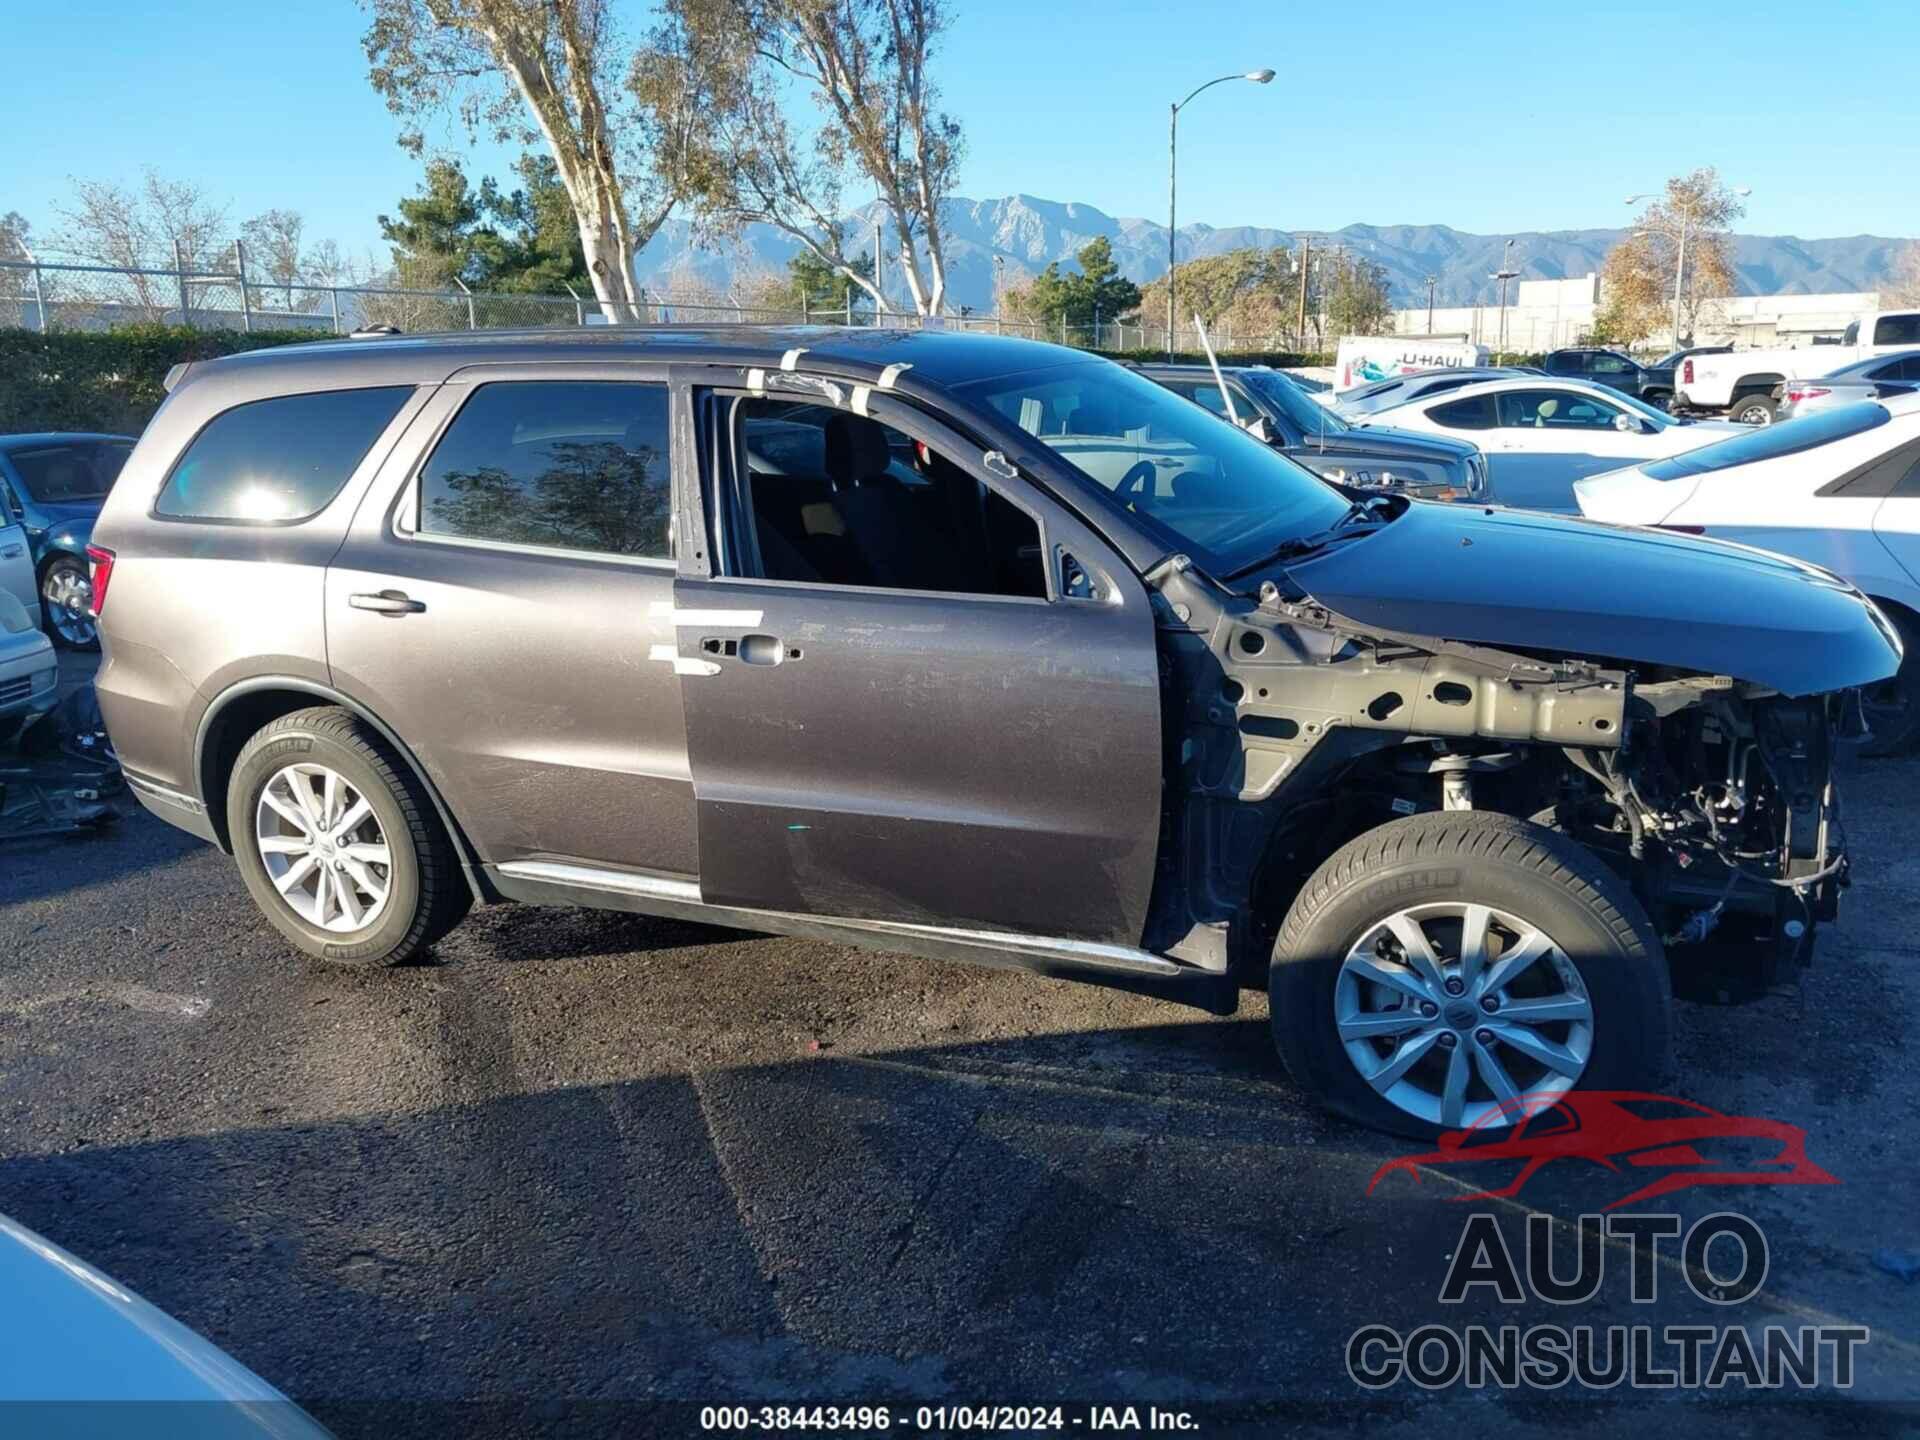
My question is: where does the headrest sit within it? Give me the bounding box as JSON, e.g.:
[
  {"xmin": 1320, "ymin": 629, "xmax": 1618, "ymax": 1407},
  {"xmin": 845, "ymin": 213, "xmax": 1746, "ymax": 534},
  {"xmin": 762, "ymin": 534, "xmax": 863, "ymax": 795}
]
[{"xmin": 823, "ymin": 413, "xmax": 892, "ymax": 483}]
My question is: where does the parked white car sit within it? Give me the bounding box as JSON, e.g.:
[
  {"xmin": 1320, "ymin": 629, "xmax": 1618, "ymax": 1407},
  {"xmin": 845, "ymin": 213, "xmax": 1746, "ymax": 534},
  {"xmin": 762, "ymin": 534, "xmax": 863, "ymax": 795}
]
[
  {"xmin": 1354, "ymin": 378, "xmax": 1744, "ymax": 511},
  {"xmin": 0, "ymin": 518, "xmax": 58, "ymax": 725},
  {"xmin": 1575, "ymin": 393, "xmax": 1920, "ymax": 750},
  {"xmin": 1676, "ymin": 309, "xmax": 1920, "ymax": 425}
]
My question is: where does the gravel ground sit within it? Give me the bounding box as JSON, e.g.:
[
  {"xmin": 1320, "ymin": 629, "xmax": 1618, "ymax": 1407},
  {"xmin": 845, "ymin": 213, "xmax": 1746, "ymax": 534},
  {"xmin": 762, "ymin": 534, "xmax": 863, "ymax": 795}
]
[{"xmin": 2, "ymin": 655, "xmax": 1917, "ymax": 1437}]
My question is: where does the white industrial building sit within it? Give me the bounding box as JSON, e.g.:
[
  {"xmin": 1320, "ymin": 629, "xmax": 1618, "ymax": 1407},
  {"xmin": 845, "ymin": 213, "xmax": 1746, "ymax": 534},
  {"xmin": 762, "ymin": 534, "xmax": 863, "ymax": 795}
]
[{"xmin": 1390, "ymin": 274, "xmax": 1883, "ymax": 353}]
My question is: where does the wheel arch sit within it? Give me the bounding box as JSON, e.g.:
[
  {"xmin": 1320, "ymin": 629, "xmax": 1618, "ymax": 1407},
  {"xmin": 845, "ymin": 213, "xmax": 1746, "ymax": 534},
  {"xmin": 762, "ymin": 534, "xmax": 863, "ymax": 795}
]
[
  {"xmin": 1732, "ymin": 373, "xmax": 1784, "ymax": 397},
  {"xmin": 194, "ymin": 676, "xmax": 491, "ymax": 903}
]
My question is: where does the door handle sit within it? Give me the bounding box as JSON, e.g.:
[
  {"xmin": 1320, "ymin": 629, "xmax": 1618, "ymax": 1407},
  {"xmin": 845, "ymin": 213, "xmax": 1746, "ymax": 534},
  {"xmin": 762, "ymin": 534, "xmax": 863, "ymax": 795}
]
[
  {"xmin": 348, "ymin": 589, "xmax": 426, "ymax": 616},
  {"xmin": 0, "ymin": 544, "xmax": 21, "ymax": 559},
  {"xmin": 701, "ymin": 633, "xmax": 790, "ymax": 665}
]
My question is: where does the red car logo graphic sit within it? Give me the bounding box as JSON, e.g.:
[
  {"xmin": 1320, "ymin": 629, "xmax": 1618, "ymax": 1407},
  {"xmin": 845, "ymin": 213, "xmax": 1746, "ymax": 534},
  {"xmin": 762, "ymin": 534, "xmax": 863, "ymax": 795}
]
[{"xmin": 1367, "ymin": 1091, "xmax": 1838, "ymax": 1210}]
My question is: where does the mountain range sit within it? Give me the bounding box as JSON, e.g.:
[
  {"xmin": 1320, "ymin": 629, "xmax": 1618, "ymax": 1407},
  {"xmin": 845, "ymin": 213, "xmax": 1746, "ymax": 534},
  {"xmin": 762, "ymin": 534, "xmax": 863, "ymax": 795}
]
[{"xmin": 632, "ymin": 193, "xmax": 1917, "ymax": 313}]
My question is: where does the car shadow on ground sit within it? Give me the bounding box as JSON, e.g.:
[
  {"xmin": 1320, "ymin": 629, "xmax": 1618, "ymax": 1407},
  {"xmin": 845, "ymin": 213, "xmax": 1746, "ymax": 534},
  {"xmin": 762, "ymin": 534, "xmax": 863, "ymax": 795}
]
[
  {"xmin": 0, "ymin": 797, "xmax": 198, "ymax": 907},
  {"xmin": 448, "ymin": 901, "xmax": 766, "ymax": 965},
  {"xmin": 2, "ymin": 1020, "xmax": 1907, "ymax": 1438}
]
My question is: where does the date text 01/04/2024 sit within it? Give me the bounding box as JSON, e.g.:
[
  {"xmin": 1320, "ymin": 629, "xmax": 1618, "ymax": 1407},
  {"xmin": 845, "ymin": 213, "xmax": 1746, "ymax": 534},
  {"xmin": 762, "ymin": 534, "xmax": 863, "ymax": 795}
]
[{"xmin": 698, "ymin": 1405, "xmax": 1201, "ymax": 1432}]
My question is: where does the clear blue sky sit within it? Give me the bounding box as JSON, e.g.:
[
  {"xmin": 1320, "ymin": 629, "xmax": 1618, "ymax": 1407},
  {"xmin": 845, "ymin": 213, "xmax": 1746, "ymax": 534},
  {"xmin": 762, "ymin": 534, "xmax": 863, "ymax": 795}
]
[{"xmin": 4, "ymin": 0, "xmax": 1916, "ymax": 263}]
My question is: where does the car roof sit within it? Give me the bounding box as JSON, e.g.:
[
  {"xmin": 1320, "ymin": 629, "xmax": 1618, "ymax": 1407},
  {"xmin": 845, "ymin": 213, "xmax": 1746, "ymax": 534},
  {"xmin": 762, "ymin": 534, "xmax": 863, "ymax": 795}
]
[
  {"xmin": 0, "ymin": 432, "xmax": 137, "ymax": 449},
  {"xmin": 172, "ymin": 325, "xmax": 1102, "ymax": 395},
  {"xmin": 1399, "ymin": 376, "xmax": 1634, "ymax": 407}
]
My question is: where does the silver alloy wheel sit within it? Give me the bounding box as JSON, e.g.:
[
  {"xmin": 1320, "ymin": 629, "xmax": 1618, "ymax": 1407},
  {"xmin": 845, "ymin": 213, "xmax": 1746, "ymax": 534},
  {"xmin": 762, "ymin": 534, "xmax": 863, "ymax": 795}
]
[
  {"xmin": 1333, "ymin": 901, "xmax": 1594, "ymax": 1129},
  {"xmin": 1733, "ymin": 397, "xmax": 1775, "ymax": 426},
  {"xmin": 41, "ymin": 559, "xmax": 96, "ymax": 646},
  {"xmin": 254, "ymin": 762, "xmax": 394, "ymax": 934}
]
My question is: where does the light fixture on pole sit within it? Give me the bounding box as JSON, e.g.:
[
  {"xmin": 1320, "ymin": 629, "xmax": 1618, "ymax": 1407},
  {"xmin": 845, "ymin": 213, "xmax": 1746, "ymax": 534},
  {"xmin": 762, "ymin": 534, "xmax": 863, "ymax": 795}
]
[
  {"xmin": 1626, "ymin": 185, "xmax": 1751, "ymax": 345},
  {"xmin": 1168, "ymin": 68, "xmax": 1274, "ymax": 358}
]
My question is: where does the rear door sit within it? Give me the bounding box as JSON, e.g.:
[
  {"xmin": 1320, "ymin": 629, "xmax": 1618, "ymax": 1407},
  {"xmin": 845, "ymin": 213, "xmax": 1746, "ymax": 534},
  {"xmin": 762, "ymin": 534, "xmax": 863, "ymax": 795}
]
[
  {"xmin": 327, "ymin": 365, "xmax": 697, "ymax": 880},
  {"xmin": 671, "ymin": 379, "xmax": 1163, "ymax": 944}
]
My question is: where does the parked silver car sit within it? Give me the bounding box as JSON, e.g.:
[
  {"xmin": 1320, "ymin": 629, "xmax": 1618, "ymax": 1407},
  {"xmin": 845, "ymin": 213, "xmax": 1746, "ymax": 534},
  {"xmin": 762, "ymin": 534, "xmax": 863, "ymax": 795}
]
[
  {"xmin": 91, "ymin": 327, "xmax": 1895, "ymax": 1137},
  {"xmin": 1772, "ymin": 348, "xmax": 1920, "ymax": 420}
]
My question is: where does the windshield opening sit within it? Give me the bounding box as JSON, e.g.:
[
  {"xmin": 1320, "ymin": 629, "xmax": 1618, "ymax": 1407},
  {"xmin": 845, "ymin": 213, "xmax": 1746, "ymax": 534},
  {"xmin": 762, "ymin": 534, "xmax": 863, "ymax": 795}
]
[
  {"xmin": 1642, "ymin": 401, "xmax": 1892, "ymax": 480},
  {"xmin": 954, "ymin": 360, "xmax": 1353, "ymax": 576}
]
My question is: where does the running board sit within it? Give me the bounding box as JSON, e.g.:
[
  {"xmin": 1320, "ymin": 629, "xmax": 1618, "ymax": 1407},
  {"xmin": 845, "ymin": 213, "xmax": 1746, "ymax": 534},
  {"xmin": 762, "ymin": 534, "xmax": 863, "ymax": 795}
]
[{"xmin": 489, "ymin": 859, "xmax": 1233, "ymax": 1013}]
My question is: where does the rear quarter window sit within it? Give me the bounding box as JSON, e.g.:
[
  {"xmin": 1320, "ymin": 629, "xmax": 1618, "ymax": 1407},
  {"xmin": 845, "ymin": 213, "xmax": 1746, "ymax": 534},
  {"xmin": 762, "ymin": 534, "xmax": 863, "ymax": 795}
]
[
  {"xmin": 1643, "ymin": 402, "xmax": 1893, "ymax": 481},
  {"xmin": 155, "ymin": 386, "xmax": 414, "ymax": 522}
]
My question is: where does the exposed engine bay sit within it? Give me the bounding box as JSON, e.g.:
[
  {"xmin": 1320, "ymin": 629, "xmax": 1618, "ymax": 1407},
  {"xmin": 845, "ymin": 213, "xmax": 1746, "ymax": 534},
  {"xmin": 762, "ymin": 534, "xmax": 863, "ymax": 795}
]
[{"xmin": 1140, "ymin": 549, "xmax": 1851, "ymax": 997}]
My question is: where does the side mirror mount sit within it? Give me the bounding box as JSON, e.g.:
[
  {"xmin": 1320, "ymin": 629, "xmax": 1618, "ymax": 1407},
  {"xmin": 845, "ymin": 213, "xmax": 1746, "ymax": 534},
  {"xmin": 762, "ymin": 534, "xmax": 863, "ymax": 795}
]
[
  {"xmin": 1613, "ymin": 413, "xmax": 1644, "ymax": 434},
  {"xmin": 1240, "ymin": 415, "xmax": 1273, "ymax": 443}
]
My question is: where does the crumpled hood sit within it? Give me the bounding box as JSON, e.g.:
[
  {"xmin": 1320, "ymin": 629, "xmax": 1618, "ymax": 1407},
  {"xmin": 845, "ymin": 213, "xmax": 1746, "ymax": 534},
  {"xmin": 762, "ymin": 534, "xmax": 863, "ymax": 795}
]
[{"xmin": 1286, "ymin": 501, "xmax": 1899, "ymax": 695}]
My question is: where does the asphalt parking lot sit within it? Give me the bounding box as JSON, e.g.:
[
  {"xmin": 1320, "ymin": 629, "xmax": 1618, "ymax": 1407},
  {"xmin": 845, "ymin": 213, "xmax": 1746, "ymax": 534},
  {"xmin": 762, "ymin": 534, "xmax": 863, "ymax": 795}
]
[{"xmin": 3, "ymin": 656, "xmax": 1919, "ymax": 1437}]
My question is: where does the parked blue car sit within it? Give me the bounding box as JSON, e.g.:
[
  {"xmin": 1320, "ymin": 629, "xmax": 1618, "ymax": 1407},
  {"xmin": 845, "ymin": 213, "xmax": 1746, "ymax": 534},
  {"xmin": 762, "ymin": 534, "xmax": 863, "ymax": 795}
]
[
  {"xmin": 0, "ymin": 1211, "xmax": 332, "ymax": 1437},
  {"xmin": 0, "ymin": 432, "xmax": 138, "ymax": 649}
]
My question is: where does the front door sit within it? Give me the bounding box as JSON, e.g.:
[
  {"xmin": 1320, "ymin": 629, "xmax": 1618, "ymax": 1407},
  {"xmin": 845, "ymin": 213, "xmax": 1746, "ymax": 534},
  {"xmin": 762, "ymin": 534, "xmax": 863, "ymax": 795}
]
[
  {"xmin": 672, "ymin": 382, "xmax": 1164, "ymax": 944},
  {"xmin": 327, "ymin": 367, "xmax": 697, "ymax": 879},
  {"xmin": 1487, "ymin": 388, "xmax": 1648, "ymax": 510}
]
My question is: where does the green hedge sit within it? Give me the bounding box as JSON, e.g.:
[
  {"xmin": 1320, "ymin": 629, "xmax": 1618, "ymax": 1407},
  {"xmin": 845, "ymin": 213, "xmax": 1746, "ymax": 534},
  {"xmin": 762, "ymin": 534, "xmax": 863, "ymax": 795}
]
[{"xmin": 0, "ymin": 326, "xmax": 328, "ymax": 435}]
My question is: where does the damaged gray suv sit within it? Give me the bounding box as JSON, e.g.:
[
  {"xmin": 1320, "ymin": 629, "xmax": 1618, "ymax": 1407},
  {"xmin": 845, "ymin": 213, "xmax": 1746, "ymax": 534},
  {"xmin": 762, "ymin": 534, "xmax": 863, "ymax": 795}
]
[{"xmin": 90, "ymin": 327, "xmax": 1899, "ymax": 1136}]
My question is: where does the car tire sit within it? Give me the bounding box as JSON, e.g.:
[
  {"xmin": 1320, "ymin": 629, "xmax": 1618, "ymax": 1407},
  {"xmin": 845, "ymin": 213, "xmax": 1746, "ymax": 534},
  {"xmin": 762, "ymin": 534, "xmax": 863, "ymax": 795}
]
[
  {"xmin": 1268, "ymin": 811, "xmax": 1671, "ymax": 1141},
  {"xmin": 38, "ymin": 554, "xmax": 99, "ymax": 651},
  {"xmin": 1860, "ymin": 607, "xmax": 1920, "ymax": 757},
  {"xmin": 1729, "ymin": 392, "xmax": 1776, "ymax": 426},
  {"xmin": 227, "ymin": 706, "xmax": 471, "ymax": 966}
]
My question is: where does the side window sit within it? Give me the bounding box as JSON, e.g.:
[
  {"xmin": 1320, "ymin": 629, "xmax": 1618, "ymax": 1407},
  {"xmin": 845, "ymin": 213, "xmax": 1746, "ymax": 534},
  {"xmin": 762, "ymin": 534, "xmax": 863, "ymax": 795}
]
[
  {"xmin": 1428, "ymin": 394, "xmax": 1494, "ymax": 430},
  {"xmin": 731, "ymin": 398, "xmax": 1044, "ymax": 600},
  {"xmin": 1588, "ymin": 353, "xmax": 1632, "ymax": 375},
  {"xmin": 1181, "ymin": 383, "xmax": 1233, "ymax": 418},
  {"xmin": 1496, "ymin": 390, "xmax": 1619, "ymax": 428},
  {"xmin": 1873, "ymin": 315, "xmax": 1920, "ymax": 346},
  {"xmin": 1896, "ymin": 357, "xmax": 1920, "ymax": 383},
  {"xmin": 157, "ymin": 387, "xmax": 413, "ymax": 522},
  {"xmin": 416, "ymin": 381, "xmax": 672, "ymax": 559}
]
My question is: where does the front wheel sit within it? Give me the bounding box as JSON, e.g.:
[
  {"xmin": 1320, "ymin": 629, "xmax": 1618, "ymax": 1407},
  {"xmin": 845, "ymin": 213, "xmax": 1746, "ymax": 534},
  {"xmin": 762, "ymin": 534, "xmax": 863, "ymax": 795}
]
[
  {"xmin": 1269, "ymin": 812, "xmax": 1670, "ymax": 1139},
  {"xmin": 39, "ymin": 554, "xmax": 98, "ymax": 650}
]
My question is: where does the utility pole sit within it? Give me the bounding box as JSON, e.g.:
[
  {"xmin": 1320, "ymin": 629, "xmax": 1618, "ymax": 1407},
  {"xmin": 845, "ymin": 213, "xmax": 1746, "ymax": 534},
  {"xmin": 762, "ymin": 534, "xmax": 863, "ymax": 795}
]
[
  {"xmin": 1296, "ymin": 236, "xmax": 1312, "ymax": 347},
  {"xmin": 1424, "ymin": 274, "xmax": 1438, "ymax": 334},
  {"xmin": 874, "ymin": 218, "xmax": 884, "ymax": 316}
]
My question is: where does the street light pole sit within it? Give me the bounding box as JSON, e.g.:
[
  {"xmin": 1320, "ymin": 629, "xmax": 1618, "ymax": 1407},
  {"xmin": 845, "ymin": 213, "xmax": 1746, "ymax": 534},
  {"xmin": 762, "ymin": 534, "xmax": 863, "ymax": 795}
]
[
  {"xmin": 1167, "ymin": 68, "xmax": 1273, "ymax": 358},
  {"xmin": 1489, "ymin": 240, "xmax": 1517, "ymax": 358},
  {"xmin": 1424, "ymin": 273, "xmax": 1437, "ymax": 334}
]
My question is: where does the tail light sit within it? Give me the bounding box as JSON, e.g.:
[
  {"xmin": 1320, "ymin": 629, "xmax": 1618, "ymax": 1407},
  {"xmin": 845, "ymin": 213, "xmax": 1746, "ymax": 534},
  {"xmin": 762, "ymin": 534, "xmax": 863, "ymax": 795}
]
[
  {"xmin": 85, "ymin": 544, "xmax": 115, "ymax": 617},
  {"xmin": 1785, "ymin": 386, "xmax": 1830, "ymax": 405},
  {"xmin": 1682, "ymin": 360, "xmax": 1694, "ymax": 385}
]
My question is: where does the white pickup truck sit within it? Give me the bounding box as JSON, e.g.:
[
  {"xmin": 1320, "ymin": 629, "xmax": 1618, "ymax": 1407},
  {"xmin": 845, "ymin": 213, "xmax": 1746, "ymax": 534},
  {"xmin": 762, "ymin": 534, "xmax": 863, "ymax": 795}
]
[{"xmin": 1673, "ymin": 309, "xmax": 1920, "ymax": 425}]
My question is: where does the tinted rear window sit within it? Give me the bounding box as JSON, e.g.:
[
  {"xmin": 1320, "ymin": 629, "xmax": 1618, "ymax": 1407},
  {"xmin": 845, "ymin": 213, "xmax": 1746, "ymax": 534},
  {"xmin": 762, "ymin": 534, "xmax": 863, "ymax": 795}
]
[
  {"xmin": 6, "ymin": 440, "xmax": 134, "ymax": 503},
  {"xmin": 156, "ymin": 386, "xmax": 413, "ymax": 521},
  {"xmin": 1641, "ymin": 402, "xmax": 1893, "ymax": 481}
]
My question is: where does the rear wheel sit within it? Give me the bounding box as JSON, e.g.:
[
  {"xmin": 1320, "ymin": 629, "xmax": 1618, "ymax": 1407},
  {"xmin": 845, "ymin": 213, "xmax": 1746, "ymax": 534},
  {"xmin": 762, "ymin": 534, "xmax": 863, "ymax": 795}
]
[
  {"xmin": 1860, "ymin": 607, "xmax": 1920, "ymax": 756},
  {"xmin": 1730, "ymin": 392, "xmax": 1777, "ymax": 426},
  {"xmin": 1269, "ymin": 812, "xmax": 1670, "ymax": 1140},
  {"xmin": 227, "ymin": 706, "xmax": 470, "ymax": 965}
]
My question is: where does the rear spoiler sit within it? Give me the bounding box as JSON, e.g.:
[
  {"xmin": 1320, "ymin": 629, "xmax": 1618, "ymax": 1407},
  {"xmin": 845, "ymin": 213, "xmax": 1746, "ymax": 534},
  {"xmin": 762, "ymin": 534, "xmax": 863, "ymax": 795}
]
[{"xmin": 163, "ymin": 362, "xmax": 193, "ymax": 393}]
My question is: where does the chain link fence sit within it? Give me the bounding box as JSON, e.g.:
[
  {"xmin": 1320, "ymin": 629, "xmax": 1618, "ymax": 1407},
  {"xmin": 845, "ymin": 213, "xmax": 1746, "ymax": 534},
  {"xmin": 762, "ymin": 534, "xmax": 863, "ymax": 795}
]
[{"xmin": 1, "ymin": 257, "xmax": 1331, "ymax": 357}]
